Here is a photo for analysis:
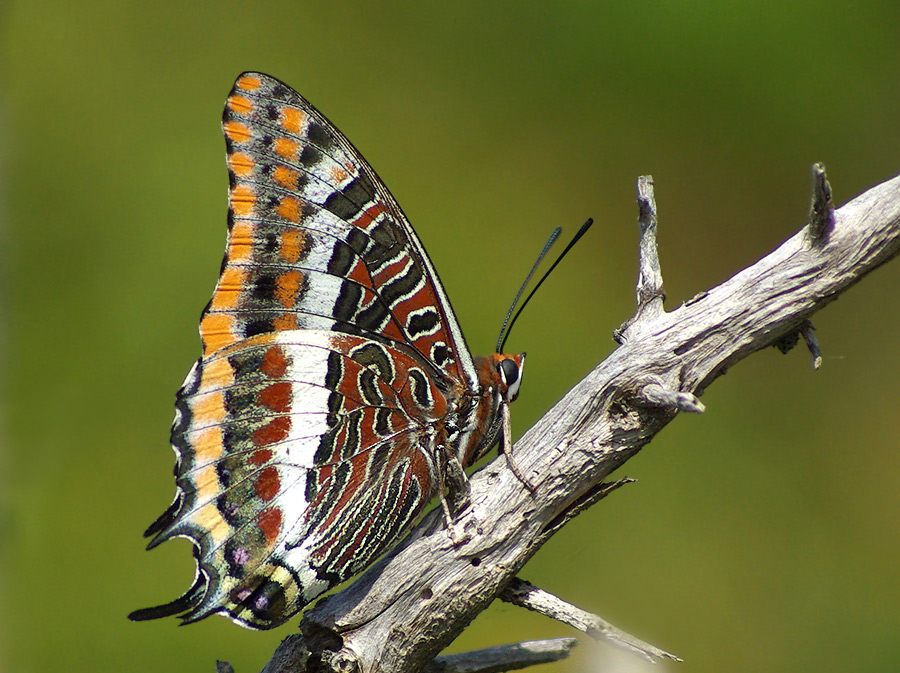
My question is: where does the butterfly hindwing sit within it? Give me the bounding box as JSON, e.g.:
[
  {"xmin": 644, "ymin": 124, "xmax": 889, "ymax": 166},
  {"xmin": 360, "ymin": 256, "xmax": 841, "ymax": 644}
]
[{"xmin": 137, "ymin": 330, "xmax": 446, "ymax": 627}]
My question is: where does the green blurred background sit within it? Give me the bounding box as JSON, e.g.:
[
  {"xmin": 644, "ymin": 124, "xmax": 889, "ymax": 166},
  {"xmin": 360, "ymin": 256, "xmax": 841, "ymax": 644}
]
[{"xmin": 3, "ymin": 2, "xmax": 899, "ymax": 672}]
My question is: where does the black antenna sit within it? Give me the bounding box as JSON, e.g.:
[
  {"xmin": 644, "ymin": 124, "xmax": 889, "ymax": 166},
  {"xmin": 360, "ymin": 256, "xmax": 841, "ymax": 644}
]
[
  {"xmin": 497, "ymin": 218, "xmax": 594, "ymax": 353},
  {"xmin": 495, "ymin": 227, "xmax": 561, "ymax": 353}
]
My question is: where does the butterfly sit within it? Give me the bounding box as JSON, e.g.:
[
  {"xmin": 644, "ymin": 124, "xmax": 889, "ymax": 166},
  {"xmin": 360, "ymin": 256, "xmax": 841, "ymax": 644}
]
[{"xmin": 129, "ymin": 72, "xmax": 527, "ymax": 629}]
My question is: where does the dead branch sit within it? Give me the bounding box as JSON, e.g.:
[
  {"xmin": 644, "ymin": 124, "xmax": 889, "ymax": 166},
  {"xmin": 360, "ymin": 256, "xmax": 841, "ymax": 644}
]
[
  {"xmin": 500, "ymin": 579, "xmax": 679, "ymax": 663},
  {"xmin": 243, "ymin": 167, "xmax": 900, "ymax": 673}
]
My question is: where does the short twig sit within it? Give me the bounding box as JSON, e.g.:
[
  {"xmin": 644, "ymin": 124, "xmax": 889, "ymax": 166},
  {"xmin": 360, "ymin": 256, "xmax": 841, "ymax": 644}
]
[
  {"xmin": 636, "ymin": 175, "xmax": 665, "ymax": 311},
  {"xmin": 425, "ymin": 638, "xmax": 578, "ymax": 673},
  {"xmin": 774, "ymin": 319, "xmax": 822, "ymax": 368},
  {"xmin": 500, "ymin": 580, "xmax": 679, "ymax": 664},
  {"xmin": 615, "ymin": 175, "xmax": 666, "ymax": 342},
  {"xmin": 800, "ymin": 320, "xmax": 823, "ymax": 369},
  {"xmin": 638, "ymin": 383, "xmax": 705, "ymax": 413},
  {"xmin": 808, "ymin": 162, "xmax": 835, "ymax": 242}
]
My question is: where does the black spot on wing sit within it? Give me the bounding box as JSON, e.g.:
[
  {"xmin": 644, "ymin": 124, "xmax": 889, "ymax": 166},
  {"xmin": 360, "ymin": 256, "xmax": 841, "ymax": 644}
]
[
  {"xmin": 358, "ymin": 369, "xmax": 382, "ymax": 406},
  {"xmin": 333, "ymin": 282, "xmax": 363, "ymax": 323},
  {"xmin": 407, "ymin": 309, "xmax": 439, "ymax": 338},
  {"xmin": 252, "ymin": 274, "xmax": 277, "ymax": 301},
  {"xmin": 225, "ymin": 388, "xmax": 256, "ymax": 416},
  {"xmin": 374, "ymin": 408, "xmax": 392, "ymax": 437},
  {"xmin": 324, "ymin": 190, "xmax": 359, "ymax": 221},
  {"xmin": 408, "ymin": 369, "xmax": 431, "ymax": 408},
  {"xmin": 324, "ymin": 351, "xmax": 343, "ymax": 391},
  {"xmin": 306, "ymin": 120, "xmax": 335, "ymax": 155},
  {"xmin": 355, "ymin": 296, "xmax": 390, "ymax": 334},
  {"xmin": 299, "ymin": 145, "xmax": 321, "ymax": 169},
  {"xmin": 431, "ymin": 343, "xmax": 450, "ymax": 368},
  {"xmin": 327, "ymin": 241, "xmax": 355, "ymax": 278},
  {"xmin": 380, "ymin": 261, "xmax": 423, "ymax": 308},
  {"xmin": 245, "ymin": 318, "xmax": 274, "ymax": 338}
]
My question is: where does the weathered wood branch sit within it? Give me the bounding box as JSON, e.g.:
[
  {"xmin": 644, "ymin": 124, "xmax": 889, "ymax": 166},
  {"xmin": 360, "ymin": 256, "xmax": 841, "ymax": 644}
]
[
  {"xmin": 500, "ymin": 579, "xmax": 679, "ymax": 663},
  {"xmin": 422, "ymin": 638, "xmax": 578, "ymax": 673},
  {"xmin": 249, "ymin": 168, "xmax": 900, "ymax": 673},
  {"xmin": 252, "ymin": 636, "xmax": 578, "ymax": 673}
]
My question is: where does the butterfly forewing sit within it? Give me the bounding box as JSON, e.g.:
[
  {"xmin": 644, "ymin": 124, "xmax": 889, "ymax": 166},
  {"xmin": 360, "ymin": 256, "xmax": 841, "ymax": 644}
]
[{"xmin": 203, "ymin": 72, "xmax": 475, "ymax": 386}]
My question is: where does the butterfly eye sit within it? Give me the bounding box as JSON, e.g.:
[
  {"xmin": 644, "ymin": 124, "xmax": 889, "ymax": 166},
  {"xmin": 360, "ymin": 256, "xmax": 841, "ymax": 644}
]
[
  {"xmin": 498, "ymin": 356, "xmax": 524, "ymax": 403},
  {"xmin": 498, "ymin": 358, "xmax": 519, "ymax": 386}
]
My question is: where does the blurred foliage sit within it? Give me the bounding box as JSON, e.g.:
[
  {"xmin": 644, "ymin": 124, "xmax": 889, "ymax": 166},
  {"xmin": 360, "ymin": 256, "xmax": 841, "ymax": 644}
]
[{"xmin": 2, "ymin": 1, "xmax": 899, "ymax": 672}]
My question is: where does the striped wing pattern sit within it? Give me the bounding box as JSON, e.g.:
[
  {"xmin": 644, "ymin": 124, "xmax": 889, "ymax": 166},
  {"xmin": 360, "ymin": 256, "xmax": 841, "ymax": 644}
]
[
  {"xmin": 201, "ymin": 72, "xmax": 475, "ymax": 386},
  {"xmin": 132, "ymin": 73, "xmax": 516, "ymax": 629}
]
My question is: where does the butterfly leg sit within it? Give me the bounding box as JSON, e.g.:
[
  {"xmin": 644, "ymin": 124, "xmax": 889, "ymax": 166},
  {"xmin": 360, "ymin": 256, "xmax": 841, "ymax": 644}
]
[
  {"xmin": 438, "ymin": 494, "xmax": 467, "ymax": 545},
  {"xmin": 444, "ymin": 452, "xmax": 471, "ymax": 515},
  {"xmin": 500, "ymin": 403, "xmax": 536, "ymax": 494},
  {"xmin": 437, "ymin": 448, "xmax": 472, "ymax": 545}
]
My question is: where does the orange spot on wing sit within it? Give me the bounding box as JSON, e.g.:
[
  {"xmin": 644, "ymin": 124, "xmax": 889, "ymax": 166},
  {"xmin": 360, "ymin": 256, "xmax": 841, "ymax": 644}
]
[
  {"xmin": 257, "ymin": 507, "xmax": 282, "ymax": 545},
  {"xmin": 259, "ymin": 382, "xmax": 292, "ymax": 413},
  {"xmin": 279, "ymin": 229, "xmax": 305, "ymax": 263},
  {"xmin": 261, "ymin": 346, "xmax": 289, "ymax": 378},
  {"xmin": 253, "ymin": 467, "xmax": 281, "ymax": 501},
  {"xmin": 210, "ymin": 266, "xmax": 246, "ymax": 309},
  {"xmin": 228, "ymin": 152, "xmax": 255, "ymax": 176},
  {"xmin": 275, "ymin": 196, "xmax": 302, "ymax": 222},
  {"xmin": 227, "ymin": 221, "xmax": 254, "ymax": 261},
  {"xmin": 191, "ymin": 426, "xmax": 224, "ymax": 465},
  {"xmin": 201, "ymin": 357, "xmax": 236, "ymax": 388},
  {"xmin": 280, "ymin": 106, "xmax": 305, "ymax": 133},
  {"xmin": 192, "ymin": 465, "xmax": 219, "ymax": 494},
  {"xmin": 330, "ymin": 165, "xmax": 349, "ymax": 183},
  {"xmin": 228, "ymin": 95, "xmax": 253, "ymax": 114},
  {"xmin": 191, "ymin": 499, "xmax": 229, "ymax": 544},
  {"xmin": 224, "ymin": 121, "xmax": 252, "ymax": 143},
  {"xmin": 352, "ymin": 202, "xmax": 385, "ymax": 228},
  {"xmin": 272, "ymin": 313, "xmax": 299, "ymax": 331},
  {"xmin": 380, "ymin": 253, "xmax": 410, "ymax": 279},
  {"xmin": 379, "ymin": 317, "xmax": 406, "ymax": 342},
  {"xmin": 253, "ymin": 416, "xmax": 291, "ymax": 446},
  {"xmin": 273, "ymin": 137, "xmax": 299, "ymax": 160},
  {"xmin": 274, "ymin": 270, "xmax": 304, "ymax": 308},
  {"xmin": 191, "ymin": 390, "xmax": 227, "ymax": 425},
  {"xmin": 230, "ymin": 184, "xmax": 256, "ymax": 216},
  {"xmin": 236, "ymin": 74, "xmax": 262, "ymax": 91},
  {"xmin": 272, "ymin": 165, "xmax": 300, "ymax": 189},
  {"xmin": 250, "ymin": 448, "xmax": 274, "ymax": 465},
  {"xmin": 201, "ymin": 313, "xmax": 238, "ymax": 355}
]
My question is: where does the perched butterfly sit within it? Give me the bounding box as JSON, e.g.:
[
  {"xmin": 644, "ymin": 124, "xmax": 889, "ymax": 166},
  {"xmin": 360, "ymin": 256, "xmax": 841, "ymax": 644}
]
[{"xmin": 130, "ymin": 72, "xmax": 529, "ymax": 629}]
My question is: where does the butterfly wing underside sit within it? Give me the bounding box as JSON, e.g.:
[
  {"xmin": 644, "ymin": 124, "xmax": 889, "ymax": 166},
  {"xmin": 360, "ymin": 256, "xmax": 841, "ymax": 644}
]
[{"xmin": 133, "ymin": 73, "xmax": 479, "ymax": 628}]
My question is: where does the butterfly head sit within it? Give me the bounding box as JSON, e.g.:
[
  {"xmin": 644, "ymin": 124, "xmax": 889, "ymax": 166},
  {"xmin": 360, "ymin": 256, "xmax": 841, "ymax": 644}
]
[
  {"xmin": 493, "ymin": 352, "xmax": 526, "ymax": 403},
  {"xmin": 466, "ymin": 352, "xmax": 527, "ymax": 465}
]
